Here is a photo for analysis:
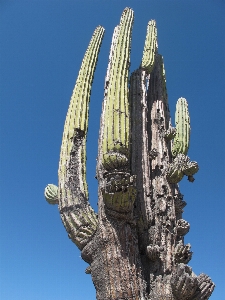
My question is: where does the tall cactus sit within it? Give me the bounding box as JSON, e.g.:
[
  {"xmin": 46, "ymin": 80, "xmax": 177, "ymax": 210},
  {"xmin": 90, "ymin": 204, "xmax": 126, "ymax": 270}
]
[{"xmin": 44, "ymin": 8, "xmax": 214, "ymax": 300}]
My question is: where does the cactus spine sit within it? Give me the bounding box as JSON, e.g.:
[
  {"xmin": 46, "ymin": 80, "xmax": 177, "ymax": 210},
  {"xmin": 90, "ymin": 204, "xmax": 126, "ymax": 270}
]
[{"xmin": 45, "ymin": 8, "xmax": 214, "ymax": 300}]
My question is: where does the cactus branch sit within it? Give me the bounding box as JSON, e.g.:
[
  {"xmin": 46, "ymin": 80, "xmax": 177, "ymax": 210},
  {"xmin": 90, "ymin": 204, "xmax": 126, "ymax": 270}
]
[
  {"xmin": 172, "ymin": 97, "xmax": 190, "ymax": 157},
  {"xmin": 166, "ymin": 153, "xmax": 199, "ymax": 184},
  {"xmin": 56, "ymin": 26, "xmax": 104, "ymax": 250},
  {"xmin": 141, "ymin": 20, "xmax": 158, "ymax": 73},
  {"xmin": 101, "ymin": 8, "xmax": 133, "ymax": 172}
]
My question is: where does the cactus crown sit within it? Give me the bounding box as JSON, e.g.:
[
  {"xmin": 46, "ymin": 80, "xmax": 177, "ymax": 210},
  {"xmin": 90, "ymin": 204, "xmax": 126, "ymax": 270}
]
[
  {"xmin": 172, "ymin": 97, "xmax": 190, "ymax": 157},
  {"xmin": 141, "ymin": 20, "xmax": 158, "ymax": 73}
]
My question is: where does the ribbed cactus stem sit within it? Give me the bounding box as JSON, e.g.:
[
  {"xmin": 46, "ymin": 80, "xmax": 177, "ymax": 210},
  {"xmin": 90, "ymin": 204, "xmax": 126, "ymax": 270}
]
[
  {"xmin": 141, "ymin": 20, "xmax": 157, "ymax": 73},
  {"xmin": 102, "ymin": 8, "xmax": 134, "ymax": 171},
  {"xmin": 58, "ymin": 26, "xmax": 105, "ymax": 198},
  {"xmin": 172, "ymin": 97, "xmax": 190, "ymax": 157}
]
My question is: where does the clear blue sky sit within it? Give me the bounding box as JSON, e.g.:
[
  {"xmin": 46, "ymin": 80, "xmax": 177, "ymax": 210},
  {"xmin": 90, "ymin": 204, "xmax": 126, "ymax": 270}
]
[{"xmin": 1, "ymin": 1, "xmax": 224, "ymax": 299}]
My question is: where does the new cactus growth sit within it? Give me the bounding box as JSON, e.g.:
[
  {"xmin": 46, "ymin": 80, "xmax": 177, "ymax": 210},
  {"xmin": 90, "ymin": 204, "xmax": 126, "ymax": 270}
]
[{"xmin": 44, "ymin": 8, "xmax": 214, "ymax": 300}]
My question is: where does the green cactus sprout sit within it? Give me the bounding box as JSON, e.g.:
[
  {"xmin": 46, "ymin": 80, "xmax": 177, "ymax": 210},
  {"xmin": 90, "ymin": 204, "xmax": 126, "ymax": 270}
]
[
  {"xmin": 44, "ymin": 184, "xmax": 58, "ymax": 205},
  {"xmin": 172, "ymin": 97, "xmax": 190, "ymax": 157}
]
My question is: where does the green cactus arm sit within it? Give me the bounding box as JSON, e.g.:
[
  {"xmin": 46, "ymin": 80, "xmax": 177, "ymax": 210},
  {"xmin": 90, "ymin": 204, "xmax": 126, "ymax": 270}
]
[
  {"xmin": 172, "ymin": 97, "xmax": 190, "ymax": 157},
  {"xmin": 141, "ymin": 20, "xmax": 158, "ymax": 73},
  {"xmin": 58, "ymin": 25, "xmax": 105, "ymax": 199},
  {"xmin": 56, "ymin": 26, "xmax": 104, "ymax": 250},
  {"xmin": 101, "ymin": 7, "xmax": 134, "ymax": 171}
]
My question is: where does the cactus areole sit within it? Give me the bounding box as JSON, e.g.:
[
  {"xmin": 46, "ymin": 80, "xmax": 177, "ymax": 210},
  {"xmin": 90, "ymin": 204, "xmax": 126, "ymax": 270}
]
[{"xmin": 44, "ymin": 8, "xmax": 214, "ymax": 300}]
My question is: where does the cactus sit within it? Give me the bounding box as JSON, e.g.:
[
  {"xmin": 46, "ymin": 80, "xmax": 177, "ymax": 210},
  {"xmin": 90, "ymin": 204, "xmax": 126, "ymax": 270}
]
[
  {"xmin": 172, "ymin": 97, "xmax": 190, "ymax": 157},
  {"xmin": 193, "ymin": 274, "xmax": 215, "ymax": 300},
  {"xmin": 176, "ymin": 219, "xmax": 190, "ymax": 236},
  {"xmin": 141, "ymin": 20, "xmax": 158, "ymax": 73},
  {"xmin": 46, "ymin": 26, "xmax": 104, "ymax": 250},
  {"xmin": 174, "ymin": 241, "xmax": 193, "ymax": 264},
  {"xmin": 166, "ymin": 98, "xmax": 199, "ymax": 183},
  {"xmin": 58, "ymin": 25, "xmax": 105, "ymax": 201},
  {"xmin": 171, "ymin": 264, "xmax": 198, "ymax": 299},
  {"xmin": 166, "ymin": 153, "xmax": 199, "ymax": 183},
  {"xmin": 101, "ymin": 8, "xmax": 133, "ymax": 172},
  {"xmin": 44, "ymin": 8, "xmax": 214, "ymax": 300},
  {"xmin": 44, "ymin": 184, "xmax": 58, "ymax": 204}
]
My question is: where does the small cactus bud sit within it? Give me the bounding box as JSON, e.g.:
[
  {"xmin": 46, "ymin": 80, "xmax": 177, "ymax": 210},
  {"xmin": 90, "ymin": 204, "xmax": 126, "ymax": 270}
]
[{"xmin": 44, "ymin": 184, "xmax": 58, "ymax": 205}]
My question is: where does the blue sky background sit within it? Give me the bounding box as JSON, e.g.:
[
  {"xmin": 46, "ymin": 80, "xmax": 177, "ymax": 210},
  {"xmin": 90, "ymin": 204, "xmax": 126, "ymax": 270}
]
[{"xmin": 0, "ymin": 1, "xmax": 224, "ymax": 299}]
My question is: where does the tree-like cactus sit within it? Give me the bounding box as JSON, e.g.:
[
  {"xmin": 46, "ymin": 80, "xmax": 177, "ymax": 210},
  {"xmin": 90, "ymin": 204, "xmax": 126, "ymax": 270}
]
[{"xmin": 44, "ymin": 8, "xmax": 214, "ymax": 300}]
